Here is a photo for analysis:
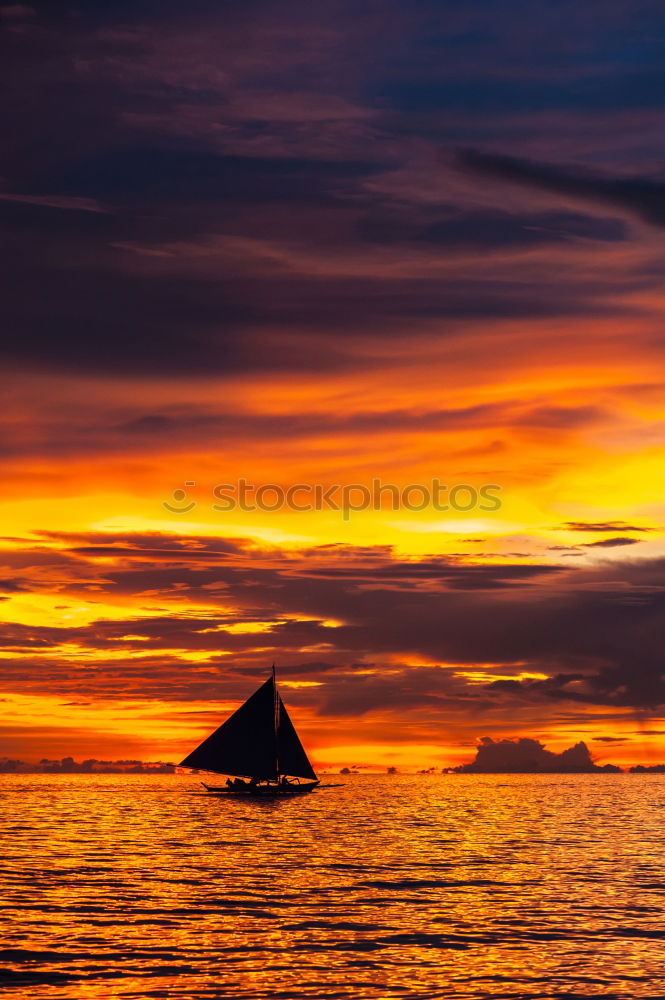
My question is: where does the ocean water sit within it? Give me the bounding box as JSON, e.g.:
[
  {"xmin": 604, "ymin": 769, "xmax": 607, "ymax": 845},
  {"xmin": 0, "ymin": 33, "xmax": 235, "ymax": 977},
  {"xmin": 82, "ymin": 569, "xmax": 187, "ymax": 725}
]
[{"xmin": 1, "ymin": 773, "xmax": 664, "ymax": 999}]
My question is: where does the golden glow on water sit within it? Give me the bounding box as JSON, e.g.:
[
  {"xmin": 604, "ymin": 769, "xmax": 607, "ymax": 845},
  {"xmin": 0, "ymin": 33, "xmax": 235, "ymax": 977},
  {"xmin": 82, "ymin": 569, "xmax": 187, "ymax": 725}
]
[{"xmin": 2, "ymin": 773, "xmax": 664, "ymax": 999}]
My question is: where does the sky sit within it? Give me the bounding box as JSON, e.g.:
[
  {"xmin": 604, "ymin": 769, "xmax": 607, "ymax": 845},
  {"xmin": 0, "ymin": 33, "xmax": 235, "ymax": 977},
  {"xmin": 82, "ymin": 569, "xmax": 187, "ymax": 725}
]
[{"xmin": 2, "ymin": 0, "xmax": 665, "ymax": 770}]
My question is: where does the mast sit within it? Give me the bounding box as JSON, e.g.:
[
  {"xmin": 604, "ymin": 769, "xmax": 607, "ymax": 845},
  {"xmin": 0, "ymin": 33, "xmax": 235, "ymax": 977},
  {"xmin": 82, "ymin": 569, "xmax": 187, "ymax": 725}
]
[{"xmin": 273, "ymin": 663, "xmax": 280, "ymax": 780}]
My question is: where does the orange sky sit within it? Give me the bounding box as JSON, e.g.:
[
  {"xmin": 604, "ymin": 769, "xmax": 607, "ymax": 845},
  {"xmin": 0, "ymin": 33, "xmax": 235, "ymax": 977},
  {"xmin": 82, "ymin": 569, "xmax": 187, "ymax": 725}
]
[{"xmin": 3, "ymin": 1, "xmax": 665, "ymax": 770}]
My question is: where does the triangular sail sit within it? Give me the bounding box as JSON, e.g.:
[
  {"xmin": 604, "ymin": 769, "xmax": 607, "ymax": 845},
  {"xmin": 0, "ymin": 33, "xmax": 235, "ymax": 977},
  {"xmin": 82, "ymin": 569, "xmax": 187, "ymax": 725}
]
[
  {"xmin": 277, "ymin": 697, "xmax": 317, "ymax": 781},
  {"xmin": 179, "ymin": 674, "xmax": 317, "ymax": 781},
  {"xmin": 179, "ymin": 677, "xmax": 278, "ymax": 779}
]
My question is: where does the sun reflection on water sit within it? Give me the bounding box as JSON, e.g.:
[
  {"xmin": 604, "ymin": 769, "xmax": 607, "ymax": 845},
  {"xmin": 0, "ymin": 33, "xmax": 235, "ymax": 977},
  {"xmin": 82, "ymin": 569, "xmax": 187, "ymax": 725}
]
[{"xmin": 1, "ymin": 773, "xmax": 664, "ymax": 998}]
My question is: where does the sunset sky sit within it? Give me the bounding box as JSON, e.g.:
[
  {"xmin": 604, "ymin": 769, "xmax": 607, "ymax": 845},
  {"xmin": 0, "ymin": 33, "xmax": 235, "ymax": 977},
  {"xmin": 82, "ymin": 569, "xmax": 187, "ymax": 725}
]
[{"xmin": 3, "ymin": 0, "xmax": 665, "ymax": 770}]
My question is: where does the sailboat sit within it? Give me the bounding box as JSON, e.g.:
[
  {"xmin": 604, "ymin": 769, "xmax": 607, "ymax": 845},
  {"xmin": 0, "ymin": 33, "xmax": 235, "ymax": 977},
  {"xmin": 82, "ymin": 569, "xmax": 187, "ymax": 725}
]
[{"xmin": 179, "ymin": 666, "xmax": 319, "ymax": 796}]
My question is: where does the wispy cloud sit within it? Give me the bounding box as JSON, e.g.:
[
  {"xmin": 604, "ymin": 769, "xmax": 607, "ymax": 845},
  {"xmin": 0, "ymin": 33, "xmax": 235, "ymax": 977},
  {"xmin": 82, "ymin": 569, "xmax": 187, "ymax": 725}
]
[{"xmin": 454, "ymin": 148, "xmax": 665, "ymax": 228}]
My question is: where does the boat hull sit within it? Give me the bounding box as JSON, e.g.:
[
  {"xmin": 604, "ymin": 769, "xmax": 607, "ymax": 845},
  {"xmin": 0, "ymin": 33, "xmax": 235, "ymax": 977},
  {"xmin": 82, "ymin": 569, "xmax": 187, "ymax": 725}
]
[{"xmin": 202, "ymin": 781, "xmax": 319, "ymax": 797}]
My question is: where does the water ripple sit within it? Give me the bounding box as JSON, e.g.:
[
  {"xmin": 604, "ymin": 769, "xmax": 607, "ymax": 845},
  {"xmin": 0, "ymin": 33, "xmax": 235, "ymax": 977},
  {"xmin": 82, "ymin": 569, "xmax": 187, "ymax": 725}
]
[{"xmin": 1, "ymin": 773, "xmax": 664, "ymax": 998}]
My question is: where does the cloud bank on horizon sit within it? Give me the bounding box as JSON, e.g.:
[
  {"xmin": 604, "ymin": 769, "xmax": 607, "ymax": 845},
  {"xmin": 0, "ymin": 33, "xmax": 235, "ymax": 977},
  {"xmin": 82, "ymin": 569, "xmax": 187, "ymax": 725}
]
[{"xmin": 2, "ymin": 0, "xmax": 665, "ymax": 766}]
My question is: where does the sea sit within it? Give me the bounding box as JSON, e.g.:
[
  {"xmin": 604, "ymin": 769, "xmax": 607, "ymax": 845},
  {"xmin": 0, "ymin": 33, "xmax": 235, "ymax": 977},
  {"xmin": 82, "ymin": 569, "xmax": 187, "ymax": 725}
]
[{"xmin": 2, "ymin": 773, "xmax": 664, "ymax": 999}]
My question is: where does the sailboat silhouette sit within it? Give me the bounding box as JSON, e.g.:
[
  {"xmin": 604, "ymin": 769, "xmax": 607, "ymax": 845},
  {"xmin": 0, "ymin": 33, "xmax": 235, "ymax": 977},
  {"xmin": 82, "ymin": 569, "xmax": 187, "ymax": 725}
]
[{"xmin": 179, "ymin": 666, "xmax": 319, "ymax": 796}]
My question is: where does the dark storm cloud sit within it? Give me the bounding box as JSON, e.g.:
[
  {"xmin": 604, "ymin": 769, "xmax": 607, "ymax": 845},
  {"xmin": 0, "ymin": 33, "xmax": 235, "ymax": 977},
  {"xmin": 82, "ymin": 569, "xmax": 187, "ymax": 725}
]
[
  {"xmin": 455, "ymin": 737, "xmax": 617, "ymax": 773},
  {"xmin": 417, "ymin": 210, "xmax": 627, "ymax": 248},
  {"xmin": 0, "ymin": 579, "xmax": 29, "ymax": 593},
  {"xmin": 316, "ymin": 665, "xmax": 481, "ymax": 718},
  {"xmin": 455, "ymin": 149, "xmax": 665, "ymax": 229},
  {"xmin": 99, "ymin": 549, "xmax": 665, "ymax": 712},
  {"xmin": 36, "ymin": 148, "xmax": 381, "ymax": 205},
  {"xmin": 0, "ymin": 613, "xmax": 339, "ymax": 657},
  {"xmin": 2, "ymin": 533, "xmax": 665, "ymax": 713},
  {"xmin": 303, "ymin": 558, "xmax": 561, "ymax": 588},
  {"xmin": 2, "ymin": 250, "xmax": 625, "ymax": 378},
  {"xmin": 565, "ymin": 521, "xmax": 653, "ymax": 533},
  {"xmin": 2, "ymin": 0, "xmax": 661, "ymax": 377},
  {"xmin": 37, "ymin": 530, "xmax": 249, "ymax": 558},
  {"xmin": 582, "ymin": 537, "xmax": 641, "ymax": 549},
  {"xmin": 0, "ymin": 397, "xmax": 613, "ymax": 465},
  {"xmin": 4, "ymin": 162, "xmax": 631, "ymax": 379},
  {"xmin": 361, "ymin": 208, "xmax": 627, "ymax": 248}
]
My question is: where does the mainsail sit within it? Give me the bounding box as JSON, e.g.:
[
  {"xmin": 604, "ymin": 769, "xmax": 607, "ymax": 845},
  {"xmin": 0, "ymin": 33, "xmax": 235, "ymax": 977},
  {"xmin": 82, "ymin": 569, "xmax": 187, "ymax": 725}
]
[{"xmin": 179, "ymin": 673, "xmax": 317, "ymax": 781}]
